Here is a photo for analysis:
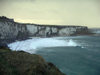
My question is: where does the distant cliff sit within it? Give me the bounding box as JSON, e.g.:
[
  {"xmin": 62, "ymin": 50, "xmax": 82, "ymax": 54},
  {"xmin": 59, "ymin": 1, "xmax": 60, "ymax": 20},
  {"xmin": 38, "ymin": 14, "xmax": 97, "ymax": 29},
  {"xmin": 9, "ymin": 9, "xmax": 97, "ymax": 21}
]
[
  {"xmin": 89, "ymin": 28, "xmax": 100, "ymax": 35},
  {"xmin": 0, "ymin": 16, "xmax": 91, "ymax": 46}
]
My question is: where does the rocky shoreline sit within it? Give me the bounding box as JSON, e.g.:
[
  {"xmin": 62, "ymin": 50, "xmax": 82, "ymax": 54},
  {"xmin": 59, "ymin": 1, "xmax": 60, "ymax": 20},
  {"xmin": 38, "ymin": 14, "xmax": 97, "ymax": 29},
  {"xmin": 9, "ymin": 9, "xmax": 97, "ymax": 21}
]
[{"xmin": 0, "ymin": 46, "xmax": 65, "ymax": 75}]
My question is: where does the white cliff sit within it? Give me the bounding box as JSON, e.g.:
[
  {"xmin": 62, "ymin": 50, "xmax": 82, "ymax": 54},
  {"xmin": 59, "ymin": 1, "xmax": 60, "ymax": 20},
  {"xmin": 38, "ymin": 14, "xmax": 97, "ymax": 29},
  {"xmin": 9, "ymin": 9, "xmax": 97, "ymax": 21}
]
[{"xmin": 0, "ymin": 16, "xmax": 90, "ymax": 46}]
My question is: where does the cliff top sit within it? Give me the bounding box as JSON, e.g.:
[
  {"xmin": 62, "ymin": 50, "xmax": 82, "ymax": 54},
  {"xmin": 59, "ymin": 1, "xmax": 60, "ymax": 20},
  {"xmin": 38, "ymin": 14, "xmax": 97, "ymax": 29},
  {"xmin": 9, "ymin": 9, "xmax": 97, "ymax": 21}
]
[
  {"xmin": 0, "ymin": 46, "xmax": 65, "ymax": 75},
  {"xmin": 0, "ymin": 16, "xmax": 87, "ymax": 28},
  {"xmin": 0, "ymin": 16, "xmax": 14, "ymax": 22}
]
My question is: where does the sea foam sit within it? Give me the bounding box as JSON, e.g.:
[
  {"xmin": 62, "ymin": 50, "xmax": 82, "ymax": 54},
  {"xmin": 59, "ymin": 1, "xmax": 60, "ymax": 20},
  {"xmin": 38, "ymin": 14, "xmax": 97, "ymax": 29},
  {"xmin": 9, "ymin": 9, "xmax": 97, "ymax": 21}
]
[{"xmin": 8, "ymin": 38, "xmax": 78, "ymax": 53}]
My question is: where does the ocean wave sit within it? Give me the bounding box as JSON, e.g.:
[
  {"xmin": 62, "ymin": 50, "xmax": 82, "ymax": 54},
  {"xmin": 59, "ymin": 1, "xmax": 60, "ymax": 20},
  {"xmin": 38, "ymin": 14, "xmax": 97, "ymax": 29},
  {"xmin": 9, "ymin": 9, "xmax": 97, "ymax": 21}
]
[{"xmin": 8, "ymin": 38, "xmax": 78, "ymax": 53}]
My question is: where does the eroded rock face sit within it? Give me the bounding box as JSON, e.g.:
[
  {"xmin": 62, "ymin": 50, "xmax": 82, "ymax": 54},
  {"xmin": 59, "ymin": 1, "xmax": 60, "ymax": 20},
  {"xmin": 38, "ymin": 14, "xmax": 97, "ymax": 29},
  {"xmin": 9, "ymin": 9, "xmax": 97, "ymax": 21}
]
[
  {"xmin": 0, "ymin": 16, "xmax": 90, "ymax": 46},
  {"xmin": 0, "ymin": 47, "xmax": 65, "ymax": 75}
]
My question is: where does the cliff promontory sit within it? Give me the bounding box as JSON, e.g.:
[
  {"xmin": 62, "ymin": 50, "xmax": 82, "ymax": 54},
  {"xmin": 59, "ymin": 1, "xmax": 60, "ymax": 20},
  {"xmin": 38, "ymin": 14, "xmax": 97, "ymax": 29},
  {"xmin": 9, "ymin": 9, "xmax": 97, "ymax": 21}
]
[{"xmin": 0, "ymin": 47, "xmax": 65, "ymax": 75}]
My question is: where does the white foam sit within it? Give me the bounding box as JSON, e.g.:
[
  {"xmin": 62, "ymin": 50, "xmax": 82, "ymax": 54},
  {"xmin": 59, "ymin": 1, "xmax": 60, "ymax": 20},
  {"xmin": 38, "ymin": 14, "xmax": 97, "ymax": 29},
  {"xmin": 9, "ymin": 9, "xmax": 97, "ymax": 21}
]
[{"xmin": 8, "ymin": 38, "xmax": 78, "ymax": 53}]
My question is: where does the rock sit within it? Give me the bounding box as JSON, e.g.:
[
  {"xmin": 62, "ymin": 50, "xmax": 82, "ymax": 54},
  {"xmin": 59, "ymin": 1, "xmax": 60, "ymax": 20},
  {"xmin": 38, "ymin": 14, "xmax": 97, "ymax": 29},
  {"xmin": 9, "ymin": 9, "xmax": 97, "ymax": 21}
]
[
  {"xmin": 0, "ymin": 16, "xmax": 14, "ymax": 22},
  {"xmin": 0, "ymin": 47, "xmax": 65, "ymax": 75}
]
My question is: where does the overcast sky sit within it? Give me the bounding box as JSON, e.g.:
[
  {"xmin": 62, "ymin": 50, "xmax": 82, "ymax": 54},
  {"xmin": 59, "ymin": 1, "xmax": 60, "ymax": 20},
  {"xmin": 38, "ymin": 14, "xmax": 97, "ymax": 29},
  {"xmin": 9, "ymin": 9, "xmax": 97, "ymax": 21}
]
[{"xmin": 0, "ymin": 0, "xmax": 100, "ymax": 28}]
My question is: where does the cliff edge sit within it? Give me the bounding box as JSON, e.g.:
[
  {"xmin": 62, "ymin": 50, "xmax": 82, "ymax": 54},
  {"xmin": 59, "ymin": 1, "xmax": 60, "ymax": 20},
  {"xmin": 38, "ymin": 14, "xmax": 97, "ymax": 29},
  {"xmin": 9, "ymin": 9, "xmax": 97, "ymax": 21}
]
[{"xmin": 0, "ymin": 47, "xmax": 65, "ymax": 75}]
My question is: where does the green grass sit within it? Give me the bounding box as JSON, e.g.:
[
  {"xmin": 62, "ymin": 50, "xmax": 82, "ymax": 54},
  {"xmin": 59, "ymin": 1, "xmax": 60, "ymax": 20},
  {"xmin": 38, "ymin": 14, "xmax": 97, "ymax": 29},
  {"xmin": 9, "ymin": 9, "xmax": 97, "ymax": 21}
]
[{"xmin": 0, "ymin": 47, "xmax": 65, "ymax": 75}]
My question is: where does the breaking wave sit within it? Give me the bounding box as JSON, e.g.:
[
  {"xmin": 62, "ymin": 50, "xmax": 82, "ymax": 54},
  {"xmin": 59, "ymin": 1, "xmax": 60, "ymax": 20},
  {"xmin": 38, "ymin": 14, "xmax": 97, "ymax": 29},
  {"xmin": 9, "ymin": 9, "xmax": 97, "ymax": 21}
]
[{"xmin": 8, "ymin": 38, "xmax": 78, "ymax": 53}]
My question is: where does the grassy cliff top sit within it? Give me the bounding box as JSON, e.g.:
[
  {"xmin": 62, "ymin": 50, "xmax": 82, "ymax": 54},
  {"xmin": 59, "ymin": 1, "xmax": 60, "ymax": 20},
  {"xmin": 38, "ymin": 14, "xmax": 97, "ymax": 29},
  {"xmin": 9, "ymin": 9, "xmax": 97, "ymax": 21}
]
[{"xmin": 0, "ymin": 47, "xmax": 65, "ymax": 75}]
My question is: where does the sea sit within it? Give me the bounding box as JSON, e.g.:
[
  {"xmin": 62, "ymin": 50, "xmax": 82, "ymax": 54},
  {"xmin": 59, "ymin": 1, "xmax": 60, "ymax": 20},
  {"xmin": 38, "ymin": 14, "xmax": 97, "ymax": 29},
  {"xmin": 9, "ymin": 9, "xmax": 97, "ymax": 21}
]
[{"xmin": 8, "ymin": 35, "xmax": 100, "ymax": 75}]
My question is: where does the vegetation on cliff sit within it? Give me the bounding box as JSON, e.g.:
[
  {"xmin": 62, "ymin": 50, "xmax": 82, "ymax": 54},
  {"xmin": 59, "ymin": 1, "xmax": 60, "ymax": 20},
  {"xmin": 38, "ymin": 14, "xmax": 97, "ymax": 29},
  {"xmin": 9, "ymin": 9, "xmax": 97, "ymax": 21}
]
[{"xmin": 0, "ymin": 47, "xmax": 65, "ymax": 75}]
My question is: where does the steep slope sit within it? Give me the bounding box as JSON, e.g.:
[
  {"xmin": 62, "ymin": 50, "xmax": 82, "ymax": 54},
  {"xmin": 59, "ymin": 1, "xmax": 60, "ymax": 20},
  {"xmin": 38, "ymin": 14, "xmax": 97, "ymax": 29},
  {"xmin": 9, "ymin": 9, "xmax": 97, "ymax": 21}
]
[{"xmin": 0, "ymin": 47, "xmax": 65, "ymax": 75}]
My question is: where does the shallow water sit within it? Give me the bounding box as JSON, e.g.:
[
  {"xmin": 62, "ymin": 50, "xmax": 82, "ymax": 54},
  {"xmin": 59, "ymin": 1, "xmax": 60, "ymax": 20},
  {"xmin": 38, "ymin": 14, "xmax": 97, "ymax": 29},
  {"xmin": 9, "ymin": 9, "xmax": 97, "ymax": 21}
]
[{"xmin": 8, "ymin": 36, "xmax": 100, "ymax": 75}]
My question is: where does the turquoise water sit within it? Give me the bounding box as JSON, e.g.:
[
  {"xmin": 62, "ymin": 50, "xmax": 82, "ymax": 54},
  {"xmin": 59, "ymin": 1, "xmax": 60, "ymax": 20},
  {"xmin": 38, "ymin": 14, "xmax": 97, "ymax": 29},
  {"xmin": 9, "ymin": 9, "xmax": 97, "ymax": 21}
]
[
  {"xmin": 36, "ymin": 36, "xmax": 100, "ymax": 75},
  {"xmin": 8, "ymin": 36, "xmax": 100, "ymax": 75}
]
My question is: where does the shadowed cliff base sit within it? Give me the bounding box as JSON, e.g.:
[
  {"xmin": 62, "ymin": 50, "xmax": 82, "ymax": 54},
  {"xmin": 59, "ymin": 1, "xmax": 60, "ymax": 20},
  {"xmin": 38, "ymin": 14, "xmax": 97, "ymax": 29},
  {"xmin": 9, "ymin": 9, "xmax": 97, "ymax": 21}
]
[{"xmin": 0, "ymin": 46, "xmax": 65, "ymax": 75}]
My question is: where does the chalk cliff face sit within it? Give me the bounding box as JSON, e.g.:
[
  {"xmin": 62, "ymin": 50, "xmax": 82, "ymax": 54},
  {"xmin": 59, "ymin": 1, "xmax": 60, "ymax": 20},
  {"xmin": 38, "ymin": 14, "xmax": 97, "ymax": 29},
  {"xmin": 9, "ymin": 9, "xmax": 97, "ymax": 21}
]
[{"xmin": 0, "ymin": 16, "xmax": 90, "ymax": 46}]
